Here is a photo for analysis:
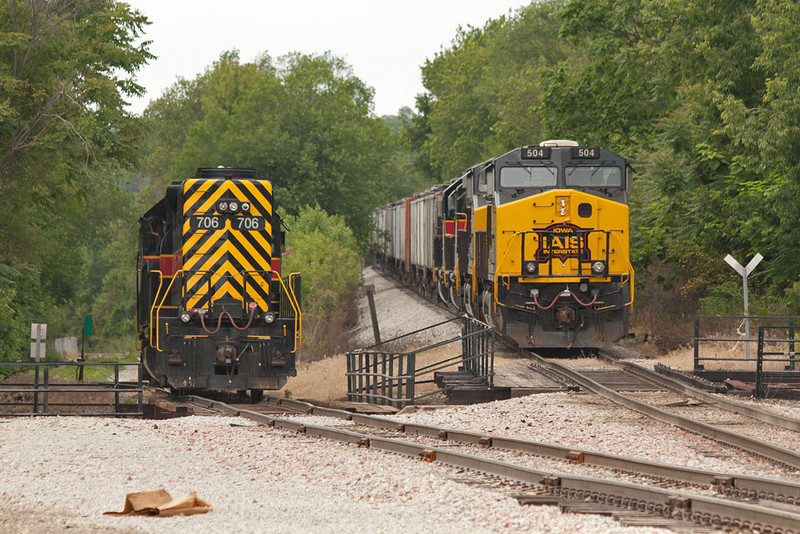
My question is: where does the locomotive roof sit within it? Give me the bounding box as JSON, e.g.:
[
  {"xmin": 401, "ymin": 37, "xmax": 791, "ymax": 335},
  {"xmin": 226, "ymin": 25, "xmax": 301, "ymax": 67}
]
[{"xmin": 194, "ymin": 167, "xmax": 258, "ymax": 179}]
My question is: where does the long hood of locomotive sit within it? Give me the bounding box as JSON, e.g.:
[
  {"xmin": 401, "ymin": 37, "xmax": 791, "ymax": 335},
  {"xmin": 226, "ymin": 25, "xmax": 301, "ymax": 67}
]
[
  {"xmin": 181, "ymin": 178, "xmax": 274, "ymax": 310},
  {"xmin": 494, "ymin": 189, "xmax": 630, "ymax": 279}
]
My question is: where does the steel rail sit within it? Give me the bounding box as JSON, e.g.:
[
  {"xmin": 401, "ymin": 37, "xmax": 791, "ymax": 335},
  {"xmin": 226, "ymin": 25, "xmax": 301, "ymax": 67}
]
[
  {"xmin": 191, "ymin": 395, "xmax": 800, "ymax": 532},
  {"xmin": 527, "ymin": 352, "xmax": 800, "ymax": 470},
  {"xmin": 598, "ymin": 349, "xmax": 800, "ymax": 432},
  {"xmin": 187, "ymin": 395, "xmax": 800, "ymax": 504}
]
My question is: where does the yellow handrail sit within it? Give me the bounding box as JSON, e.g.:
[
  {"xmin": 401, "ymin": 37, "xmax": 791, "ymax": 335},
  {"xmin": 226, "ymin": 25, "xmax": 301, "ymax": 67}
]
[
  {"xmin": 150, "ymin": 268, "xmax": 303, "ymax": 354},
  {"xmin": 153, "ymin": 270, "xmax": 185, "ymax": 352},
  {"xmin": 492, "ymin": 229, "xmax": 635, "ymax": 308},
  {"xmin": 609, "ymin": 232, "xmax": 635, "ymax": 307},
  {"xmin": 278, "ymin": 272, "xmax": 302, "ymax": 352},
  {"xmin": 148, "ymin": 270, "xmax": 165, "ymax": 348}
]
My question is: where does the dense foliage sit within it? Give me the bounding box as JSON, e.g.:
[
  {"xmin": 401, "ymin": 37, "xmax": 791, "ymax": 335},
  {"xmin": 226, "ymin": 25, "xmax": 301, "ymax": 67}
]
[
  {"xmin": 280, "ymin": 206, "xmax": 362, "ymax": 359},
  {"xmin": 0, "ymin": 0, "xmax": 151, "ymax": 361}
]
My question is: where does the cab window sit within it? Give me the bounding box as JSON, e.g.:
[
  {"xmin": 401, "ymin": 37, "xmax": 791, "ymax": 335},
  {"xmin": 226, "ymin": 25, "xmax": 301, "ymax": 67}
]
[
  {"xmin": 565, "ymin": 166, "xmax": 622, "ymax": 187},
  {"xmin": 477, "ymin": 171, "xmax": 487, "ymax": 194},
  {"xmin": 499, "ymin": 166, "xmax": 557, "ymax": 188}
]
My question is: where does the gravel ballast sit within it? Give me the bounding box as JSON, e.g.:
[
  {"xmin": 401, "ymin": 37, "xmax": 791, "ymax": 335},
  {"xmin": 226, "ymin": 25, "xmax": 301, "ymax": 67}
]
[{"xmin": 0, "ymin": 416, "xmax": 670, "ymax": 533}]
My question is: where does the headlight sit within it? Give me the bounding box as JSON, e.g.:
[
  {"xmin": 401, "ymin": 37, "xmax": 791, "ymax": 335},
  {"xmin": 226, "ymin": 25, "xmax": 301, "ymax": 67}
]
[
  {"xmin": 557, "ymin": 197, "xmax": 568, "ymax": 216},
  {"xmin": 592, "ymin": 261, "xmax": 606, "ymax": 274},
  {"xmin": 229, "ymin": 201, "xmax": 239, "ymax": 212},
  {"xmin": 180, "ymin": 310, "xmax": 192, "ymax": 323},
  {"xmin": 263, "ymin": 312, "xmax": 276, "ymax": 324},
  {"xmin": 525, "ymin": 262, "xmax": 537, "ymax": 274},
  {"xmin": 241, "ymin": 202, "xmax": 250, "ymax": 212},
  {"xmin": 218, "ymin": 201, "xmax": 228, "ymax": 212}
]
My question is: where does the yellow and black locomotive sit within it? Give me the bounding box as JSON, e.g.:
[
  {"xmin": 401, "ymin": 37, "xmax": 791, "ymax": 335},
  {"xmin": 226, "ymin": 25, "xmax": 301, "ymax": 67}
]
[
  {"xmin": 137, "ymin": 167, "xmax": 301, "ymax": 398},
  {"xmin": 373, "ymin": 140, "xmax": 633, "ymax": 350}
]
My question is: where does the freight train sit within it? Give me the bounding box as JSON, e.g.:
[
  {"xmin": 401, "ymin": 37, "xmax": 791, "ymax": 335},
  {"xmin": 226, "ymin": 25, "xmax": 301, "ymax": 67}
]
[
  {"xmin": 372, "ymin": 140, "xmax": 633, "ymax": 350},
  {"xmin": 137, "ymin": 167, "xmax": 301, "ymax": 399}
]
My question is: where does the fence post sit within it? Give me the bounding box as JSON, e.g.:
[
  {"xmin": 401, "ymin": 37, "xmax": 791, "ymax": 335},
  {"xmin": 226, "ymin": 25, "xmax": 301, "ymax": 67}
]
[
  {"xmin": 755, "ymin": 327, "xmax": 765, "ymax": 399},
  {"xmin": 489, "ymin": 325, "xmax": 495, "ymax": 388},
  {"xmin": 357, "ymin": 352, "xmax": 364, "ymax": 402},
  {"xmin": 43, "ymin": 365, "xmax": 49, "ymax": 413},
  {"xmin": 693, "ymin": 316, "xmax": 703, "ymax": 371},
  {"xmin": 381, "ymin": 354, "xmax": 387, "ymax": 406},
  {"xmin": 33, "ymin": 364, "xmax": 39, "ymax": 414},
  {"xmin": 137, "ymin": 364, "xmax": 143, "ymax": 417},
  {"xmin": 114, "ymin": 364, "xmax": 120, "ymax": 414},
  {"xmin": 788, "ymin": 318, "xmax": 796, "ymax": 371},
  {"xmin": 407, "ymin": 352, "xmax": 415, "ymax": 407},
  {"xmin": 365, "ymin": 285, "xmax": 381, "ymax": 345}
]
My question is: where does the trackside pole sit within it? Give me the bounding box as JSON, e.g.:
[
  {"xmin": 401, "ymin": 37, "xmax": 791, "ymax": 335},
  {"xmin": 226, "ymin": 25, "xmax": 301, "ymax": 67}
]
[{"xmin": 365, "ymin": 284, "xmax": 381, "ymax": 345}]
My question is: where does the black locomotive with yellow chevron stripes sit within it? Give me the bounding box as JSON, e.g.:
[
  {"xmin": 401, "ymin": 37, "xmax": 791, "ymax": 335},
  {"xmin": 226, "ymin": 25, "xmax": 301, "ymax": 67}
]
[{"xmin": 137, "ymin": 167, "xmax": 301, "ymax": 399}]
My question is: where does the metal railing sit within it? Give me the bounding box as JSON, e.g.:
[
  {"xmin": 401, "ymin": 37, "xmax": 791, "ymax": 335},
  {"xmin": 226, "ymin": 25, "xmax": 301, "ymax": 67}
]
[
  {"xmin": 756, "ymin": 326, "xmax": 800, "ymax": 398},
  {"xmin": 0, "ymin": 361, "xmax": 143, "ymax": 416},
  {"xmin": 148, "ymin": 268, "xmax": 302, "ymax": 353},
  {"xmin": 346, "ymin": 316, "xmax": 494, "ymax": 407},
  {"xmin": 694, "ymin": 315, "xmax": 800, "ymax": 372}
]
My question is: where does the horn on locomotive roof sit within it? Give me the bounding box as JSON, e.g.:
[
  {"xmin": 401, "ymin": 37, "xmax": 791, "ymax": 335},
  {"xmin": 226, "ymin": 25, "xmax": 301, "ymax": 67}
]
[{"xmin": 539, "ymin": 139, "xmax": 579, "ymax": 147}]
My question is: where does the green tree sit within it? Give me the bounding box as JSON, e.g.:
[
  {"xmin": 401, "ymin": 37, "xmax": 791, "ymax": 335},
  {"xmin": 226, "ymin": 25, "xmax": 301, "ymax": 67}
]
[
  {"xmin": 409, "ymin": 1, "xmax": 569, "ymax": 181},
  {"xmin": 144, "ymin": 51, "xmax": 393, "ymax": 245},
  {"xmin": 0, "ymin": 0, "xmax": 152, "ymax": 358}
]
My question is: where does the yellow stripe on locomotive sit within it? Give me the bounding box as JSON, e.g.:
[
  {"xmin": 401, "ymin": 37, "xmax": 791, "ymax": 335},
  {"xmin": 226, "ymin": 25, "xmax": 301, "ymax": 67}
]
[{"xmin": 181, "ymin": 178, "xmax": 275, "ymax": 312}]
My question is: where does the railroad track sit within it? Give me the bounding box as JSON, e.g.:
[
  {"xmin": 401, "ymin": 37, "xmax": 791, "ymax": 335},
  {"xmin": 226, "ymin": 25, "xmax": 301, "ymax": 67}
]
[
  {"xmin": 191, "ymin": 394, "xmax": 800, "ymax": 532},
  {"xmin": 598, "ymin": 349, "xmax": 800, "ymax": 432},
  {"xmin": 527, "ymin": 351, "xmax": 800, "ymax": 471}
]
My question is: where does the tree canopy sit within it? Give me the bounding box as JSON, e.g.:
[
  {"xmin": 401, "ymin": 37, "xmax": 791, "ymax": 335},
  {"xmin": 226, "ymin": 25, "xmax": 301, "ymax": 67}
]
[
  {"xmin": 0, "ymin": 0, "xmax": 151, "ymax": 360},
  {"xmin": 6, "ymin": 0, "xmax": 800, "ymax": 358},
  {"xmin": 143, "ymin": 51, "xmax": 396, "ymax": 245}
]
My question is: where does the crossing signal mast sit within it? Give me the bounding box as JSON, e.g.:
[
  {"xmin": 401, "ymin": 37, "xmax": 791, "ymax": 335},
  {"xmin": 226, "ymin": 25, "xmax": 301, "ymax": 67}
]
[{"xmin": 724, "ymin": 253, "xmax": 763, "ymax": 360}]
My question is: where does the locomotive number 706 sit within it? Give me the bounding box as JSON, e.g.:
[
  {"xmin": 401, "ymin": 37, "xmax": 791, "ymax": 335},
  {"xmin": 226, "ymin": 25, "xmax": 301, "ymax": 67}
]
[{"xmin": 235, "ymin": 217, "xmax": 262, "ymax": 230}]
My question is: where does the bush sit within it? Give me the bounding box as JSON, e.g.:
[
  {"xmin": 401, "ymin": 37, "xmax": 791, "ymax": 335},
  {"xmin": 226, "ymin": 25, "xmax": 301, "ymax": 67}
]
[{"xmin": 281, "ymin": 206, "xmax": 362, "ymax": 361}]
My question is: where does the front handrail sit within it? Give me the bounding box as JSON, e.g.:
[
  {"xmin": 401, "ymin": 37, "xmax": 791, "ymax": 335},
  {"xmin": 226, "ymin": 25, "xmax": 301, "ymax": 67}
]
[
  {"xmin": 609, "ymin": 231, "xmax": 634, "ymax": 307},
  {"xmin": 153, "ymin": 270, "xmax": 185, "ymax": 351},
  {"xmin": 148, "ymin": 269, "xmax": 165, "ymax": 346},
  {"xmin": 279, "ymin": 272, "xmax": 302, "ymax": 352},
  {"xmin": 495, "ymin": 228, "xmax": 628, "ymax": 280},
  {"xmin": 493, "ymin": 228, "xmax": 632, "ymax": 311},
  {"xmin": 150, "ymin": 268, "xmax": 302, "ymax": 353}
]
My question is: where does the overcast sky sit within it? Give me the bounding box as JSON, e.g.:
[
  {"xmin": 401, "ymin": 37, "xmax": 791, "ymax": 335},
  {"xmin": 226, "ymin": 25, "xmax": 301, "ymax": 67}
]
[{"xmin": 125, "ymin": 1, "xmax": 528, "ymax": 117}]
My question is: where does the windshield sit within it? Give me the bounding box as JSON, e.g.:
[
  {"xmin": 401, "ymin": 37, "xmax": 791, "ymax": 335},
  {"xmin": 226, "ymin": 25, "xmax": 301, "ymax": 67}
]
[
  {"xmin": 499, "ymin": 166, "xmax": 557, "ymax": 188},
  {"xmin": 565, "ymin": 166, "xmax": 622, "ymax": 187}
]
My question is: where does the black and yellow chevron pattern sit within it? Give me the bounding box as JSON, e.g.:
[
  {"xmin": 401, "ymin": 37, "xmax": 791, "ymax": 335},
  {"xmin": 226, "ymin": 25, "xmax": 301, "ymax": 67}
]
[{"xmin": 181, "ymin": 178, "xmax": 274, "ymax": 311}]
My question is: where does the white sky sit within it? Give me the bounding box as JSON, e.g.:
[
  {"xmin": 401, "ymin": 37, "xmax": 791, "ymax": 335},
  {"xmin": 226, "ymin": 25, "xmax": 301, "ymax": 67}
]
[{"xmin": 125, "ymin": 1, "xmax": 528, "ymax": 117}]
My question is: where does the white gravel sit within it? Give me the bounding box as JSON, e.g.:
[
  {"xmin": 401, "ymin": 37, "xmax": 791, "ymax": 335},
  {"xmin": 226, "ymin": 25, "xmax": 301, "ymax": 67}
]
[
  {"xmin": 351, "ymin": 268, "xmax": 462, "ymax": 349},
  {"xmin": 0, "ymin": 416, "xmax": 669, "ymax": 534}
]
